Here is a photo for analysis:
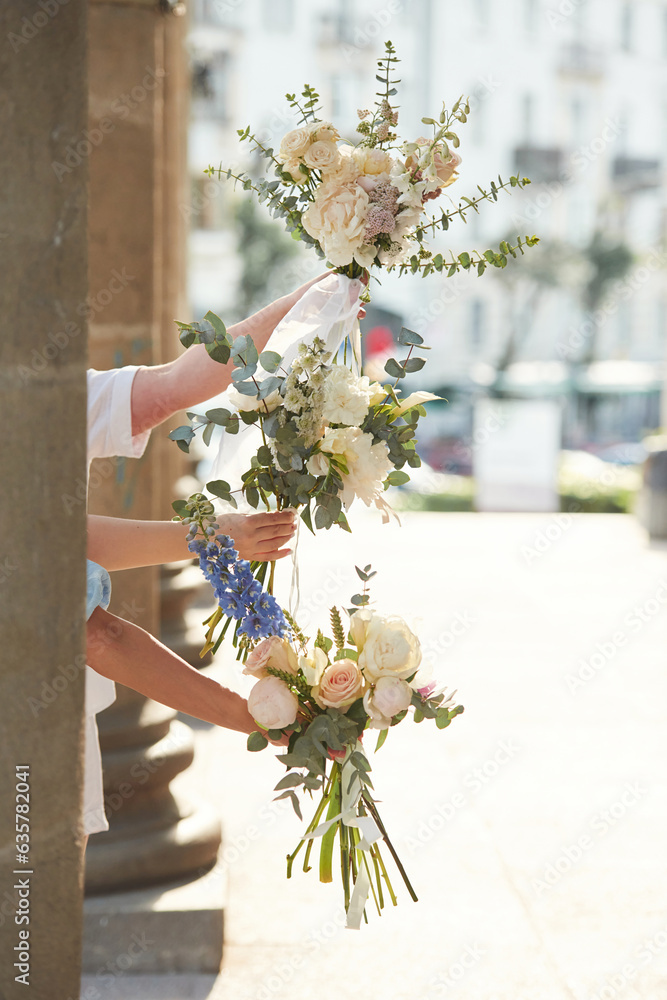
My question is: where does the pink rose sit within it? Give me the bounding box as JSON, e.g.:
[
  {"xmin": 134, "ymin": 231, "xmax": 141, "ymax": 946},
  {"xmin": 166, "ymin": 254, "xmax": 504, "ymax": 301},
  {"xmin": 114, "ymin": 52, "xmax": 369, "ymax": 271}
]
[
  {"xmin": 243, "ymin": 636, "xmax": 298, "ymax": 679},
  {"xmin": 248, "ymin": 675, "xmax": 299, "ymax": 730},
  {"xmin": 314, "ymin": 659, "xmax": 364, "ymax": 712},
  {"xmin": 434, "ymin": 149, "xmax": 461, "ymax": 188},
  {"xmin": 363, "ymin": 676, "xmax": 413, "ymax": 729}
]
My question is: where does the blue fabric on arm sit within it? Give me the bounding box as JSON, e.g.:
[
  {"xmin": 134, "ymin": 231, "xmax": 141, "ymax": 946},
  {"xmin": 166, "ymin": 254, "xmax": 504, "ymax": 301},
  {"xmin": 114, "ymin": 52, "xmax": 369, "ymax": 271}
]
[{"xmin": 86, "ymin": 560, "xmax": 112, "ymax": 621}]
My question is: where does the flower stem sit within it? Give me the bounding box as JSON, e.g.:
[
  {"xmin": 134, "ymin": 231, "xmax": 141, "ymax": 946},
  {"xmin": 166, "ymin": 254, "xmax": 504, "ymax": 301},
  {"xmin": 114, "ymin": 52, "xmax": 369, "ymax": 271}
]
[
  {"xmin": 286, "ymin": 766, "xmax": 336, "ymax": 878},
  {"xmin": 363, "ymin": 793, "xmax": 418, "ymax": 902}
]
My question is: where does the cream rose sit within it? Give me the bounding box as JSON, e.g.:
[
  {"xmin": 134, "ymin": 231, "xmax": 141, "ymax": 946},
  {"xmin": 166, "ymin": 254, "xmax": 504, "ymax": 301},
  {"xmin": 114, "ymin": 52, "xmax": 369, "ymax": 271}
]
[
  {"xmin": 243, "ymin": 636, "xmax": 298, "ymax": 679},
  {"xmin": 309, "ymin": 121, "xmax": 341, "ymax": 143},
  {"xmin": 363, "ymin": 676, "xmax": 413, "ymax": 728},
  {"xmin": 277, "ymin": 127, "xmax": 312, "ymax": 163},
  {"xmin": 434, "ymin": 149, "xmax": 461, "ymax": 188},
  {"xmin": 320, "ymin": 427, "xmax": 392, "ymax": 508},
  {"xmin": 303, "ymin": 140, "xmax": 340, "ymax": 171},
  {"xmin": 282, "ymin": 159, "xmax": 309, "ymax": 184},
  {"xmin": 321, "ymin": 145, "xmax": 360, "ymax": 185},
  {"xmin": 248, "ymin": 675, "xmax": 299, "ymax": 730},
  {"xmin": 301, "ymin": 181, "xmax": 369, "ymax": 268},
  {"xmin": 314, "ymin": 659, "xmax": 364, "ymax": 712},
  {"xmin": 355, "ymin": 148, "xmax": 394, "ymax": 177},
  {"xmin": 357, "ymin": 613, "xmax": 422, "ymax": 682}
]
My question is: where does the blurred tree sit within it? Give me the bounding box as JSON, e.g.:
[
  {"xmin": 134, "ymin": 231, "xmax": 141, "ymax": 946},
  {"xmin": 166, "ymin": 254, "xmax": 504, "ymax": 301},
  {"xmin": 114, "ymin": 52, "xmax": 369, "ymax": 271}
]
[{"xmin": 233, "ymin": 196, "xmax": 301, "ymax": 320}]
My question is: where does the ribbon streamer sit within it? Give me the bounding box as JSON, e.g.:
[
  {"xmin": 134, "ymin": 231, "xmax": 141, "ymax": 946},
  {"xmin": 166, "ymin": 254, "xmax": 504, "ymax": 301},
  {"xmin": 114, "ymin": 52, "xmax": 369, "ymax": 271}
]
[
  {"xmin": 210, "ymin": 273, "xmax": 364, "ymax": 503},
  {"xmin": 307, "ymin": 743, "xmax": 382, "ymax": 929}
]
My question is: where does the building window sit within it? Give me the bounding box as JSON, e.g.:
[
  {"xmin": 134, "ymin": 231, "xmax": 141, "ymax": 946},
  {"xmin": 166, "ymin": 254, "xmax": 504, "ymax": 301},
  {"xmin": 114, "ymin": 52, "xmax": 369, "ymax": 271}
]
[
  {"xmin": 469, "ymin": 299, "xmax": 485, "ymax": 351},
  {"xmin": 261, "ymin": 0, "xmax": 294, "ymax": 32},
  {"xmin": 620, "ymin": 2, "xmax": 633, "ymax": 51}
]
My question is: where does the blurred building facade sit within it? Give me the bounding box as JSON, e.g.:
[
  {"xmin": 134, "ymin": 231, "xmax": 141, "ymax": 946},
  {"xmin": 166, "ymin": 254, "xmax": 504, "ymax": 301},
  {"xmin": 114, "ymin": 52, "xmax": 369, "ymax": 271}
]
[{"xmin": 186, "ymin": 0, "xmax": 667, "ymax": 452}]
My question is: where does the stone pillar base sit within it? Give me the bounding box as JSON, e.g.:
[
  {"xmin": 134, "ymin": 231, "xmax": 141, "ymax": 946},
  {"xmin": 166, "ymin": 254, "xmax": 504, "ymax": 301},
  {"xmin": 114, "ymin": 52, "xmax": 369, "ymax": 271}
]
[{"xmin": 82, "ymin": 870, "xmax": 227, "ymax": 975}]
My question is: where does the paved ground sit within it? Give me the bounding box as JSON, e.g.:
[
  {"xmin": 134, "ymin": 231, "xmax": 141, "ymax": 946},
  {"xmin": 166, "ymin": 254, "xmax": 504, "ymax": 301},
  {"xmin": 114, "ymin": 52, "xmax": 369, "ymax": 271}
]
[{"xmin": 82, "ymin": 511, "xmax": 667, "ymax": 1000}]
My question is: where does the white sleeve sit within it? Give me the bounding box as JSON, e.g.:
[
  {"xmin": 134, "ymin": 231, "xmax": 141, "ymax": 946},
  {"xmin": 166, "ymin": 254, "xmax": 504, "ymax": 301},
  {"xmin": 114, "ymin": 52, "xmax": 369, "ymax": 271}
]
[{"xmin": 87, "ymin": 366, "xmax": 151, "ymax": 461}]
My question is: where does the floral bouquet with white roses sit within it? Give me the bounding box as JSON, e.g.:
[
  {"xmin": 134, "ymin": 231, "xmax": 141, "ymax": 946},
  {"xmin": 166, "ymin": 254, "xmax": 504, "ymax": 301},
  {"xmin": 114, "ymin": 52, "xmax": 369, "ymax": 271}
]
[
  {"xmin": 242, "ymin": 564, "xmax": 462, "ymax": 928},
  {"xmin": 206, "ymin": 40, "xmax": 539, "ymax": 279}
]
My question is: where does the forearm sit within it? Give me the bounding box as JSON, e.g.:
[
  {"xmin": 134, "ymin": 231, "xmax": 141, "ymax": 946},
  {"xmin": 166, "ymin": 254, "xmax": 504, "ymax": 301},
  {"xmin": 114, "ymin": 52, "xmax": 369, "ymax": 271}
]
[
  {"xmin": 131, "ymin": 291, "xmax": 304, "ymax": 436},
  {"xmin": 87, "ymin": 608, "xmax": 256, "ymax": 735},
  {"xmin": 88, "ymin": 515, "xmax": 190, "ymax": 571}
]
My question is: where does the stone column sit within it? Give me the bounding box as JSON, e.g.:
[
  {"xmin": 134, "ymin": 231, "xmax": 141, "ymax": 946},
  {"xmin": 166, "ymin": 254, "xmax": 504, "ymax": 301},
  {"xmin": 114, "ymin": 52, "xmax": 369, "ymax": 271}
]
[
  {"xmin": 82, "ymin": 0, "xmax": 223, "ymax": 972},
  {"xmin": 0, "ymin": 3, "xmax": 88, "ymax": 997}
]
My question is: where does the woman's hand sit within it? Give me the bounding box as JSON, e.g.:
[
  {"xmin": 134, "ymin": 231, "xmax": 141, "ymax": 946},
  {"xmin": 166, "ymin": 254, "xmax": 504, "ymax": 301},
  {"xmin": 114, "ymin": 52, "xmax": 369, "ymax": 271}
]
[{"xmin": 217, "ymin": 510, "xmax": 298, "ymax": 562}]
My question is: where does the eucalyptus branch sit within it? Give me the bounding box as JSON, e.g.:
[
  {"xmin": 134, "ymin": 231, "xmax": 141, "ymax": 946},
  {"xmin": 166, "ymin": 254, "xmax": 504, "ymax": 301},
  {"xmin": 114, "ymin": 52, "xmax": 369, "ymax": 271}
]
[{"xmin": 411, "ymin": 175, "xmax": 533, "ymax": 241}]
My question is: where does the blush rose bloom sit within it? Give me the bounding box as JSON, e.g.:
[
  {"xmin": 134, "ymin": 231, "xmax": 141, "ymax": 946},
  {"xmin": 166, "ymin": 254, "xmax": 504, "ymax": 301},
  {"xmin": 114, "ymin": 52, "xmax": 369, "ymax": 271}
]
[
  {"xmin": 355, "ymin": 148, "xmax": 394, "ymax": 176},
  {"xmin": 303, "ymin": 140, "xmax": 340, "ymax": 171},
  {"xmin": 277, "ymin": 127, "xmax": 312, "ymax": 163},
  {"xmin": 314, "ymin": 659, "xmax": 364, "ymax": 712},
  {"xmin": 363, "ymin": 676, "xmax": 413, "ymax": 729},
  {"xmin": 321, "ymin": 145, "xmax": 360, "ymax": 185},
  {"xmin": 282, "ymin": 159, "xmax": 309, "ymax": 184},
  {"xmin": 248, "ymin": 675, "xmax": 299, "ymax": 730},
  {"xmin": 243, "ymin": 636, "xmax": 298, "ymax": 679},
  {"xmin": 353, "ymin": 611, "xmax": 422, "ymax": 681},
  {"xmin": 302, "ymin": 181, "xmax": 369, "ymax": 267}
]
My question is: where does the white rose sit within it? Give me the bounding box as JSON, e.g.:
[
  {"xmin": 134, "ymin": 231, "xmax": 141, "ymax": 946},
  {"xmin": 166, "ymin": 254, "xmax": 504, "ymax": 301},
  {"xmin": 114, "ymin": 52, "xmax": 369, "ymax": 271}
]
[
  {"xmin": 321, "ymin": 365, "xmax": 372, "ymax": 427},
  {"xmin": 306, "ymin": 451, "xmax": 330, "ymax": 477},
  {"xmin": 363, "ymin": 676, "xmax": 413, "ymax": 728},
  {"xmin": 248, "ymin": 675, "xmax": 299, "ymax": 730},
  {"xmin": 391, "ymin": 390, "xmax": 441, "ymax": 418},
  {"xmin": 277, "ymin": 127, "xmax": 312, "ymax": 163},
  {"xmin": 357, "ymin": 613, "xmax": 422, "ymax": 682},
  {"xmin": 243, "ymin": 636, "xmax": 298, "ymax": 679},
  {"xmin": 320, "ymin": 425, "xmax": 360, "ymax": 460},
  {"xmin": 228, "ymin": 386, "xmax": 282, "ymax": 413},
  {"xmin": 303, "ymin": 140, "xmax": 340, "ymax": 171},
  {"xmin": 314, "ymin": 659, "xmax": 364, "ymax": 712},
  {"xmin": 302, "ymin": 181, "xmax": 369, "ymax": 268},
  {"xmin": 298, "ymin": 647, "xmax": 328, "ymax": 687}
]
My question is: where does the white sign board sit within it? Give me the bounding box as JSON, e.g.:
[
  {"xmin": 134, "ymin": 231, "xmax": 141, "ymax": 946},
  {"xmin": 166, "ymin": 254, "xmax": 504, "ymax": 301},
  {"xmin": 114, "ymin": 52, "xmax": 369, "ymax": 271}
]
[{"xmin": 473, "ymin": 398, "xmax": 561, "ymax": 512}]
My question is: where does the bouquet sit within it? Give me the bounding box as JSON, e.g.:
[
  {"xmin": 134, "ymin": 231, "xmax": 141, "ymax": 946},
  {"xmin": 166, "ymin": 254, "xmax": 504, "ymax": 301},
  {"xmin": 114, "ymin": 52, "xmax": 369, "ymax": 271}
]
[
  {"xmin": 205, "ymin": 40, "xmax": 539, "ymax": 279},
  {"xmin": 167, "ymin": 41, "xmax": 536, "ymax": 923},
  {"xmin": 175, "ymin": 494, "xmax": 463, "ymax": 927}
]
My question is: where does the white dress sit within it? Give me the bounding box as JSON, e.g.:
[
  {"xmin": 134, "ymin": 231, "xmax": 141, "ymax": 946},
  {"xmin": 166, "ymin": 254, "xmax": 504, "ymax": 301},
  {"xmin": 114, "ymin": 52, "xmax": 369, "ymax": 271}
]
[{"xmin": 84, "ymin": 366, "xmax": 151, "ymax": 835}]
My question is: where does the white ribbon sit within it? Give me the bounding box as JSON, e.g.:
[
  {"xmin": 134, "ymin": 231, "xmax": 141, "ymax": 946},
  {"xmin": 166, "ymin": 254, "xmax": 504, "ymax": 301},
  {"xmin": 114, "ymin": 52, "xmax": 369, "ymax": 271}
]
[
  {"xmin": 210, "ymin": 273, "xmax": 363, "ymax": 504},
  {"xmin": 307, "ymin": 743, "xmax": 382, "ymax": 929}
]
